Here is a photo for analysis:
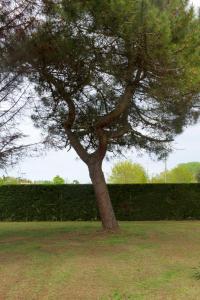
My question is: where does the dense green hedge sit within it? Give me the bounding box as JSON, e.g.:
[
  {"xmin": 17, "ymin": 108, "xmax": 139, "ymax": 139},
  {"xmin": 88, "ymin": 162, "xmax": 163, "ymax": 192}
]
[{"xmin": 0, "ymin": 184, "xmax": 200, "ymax": 221}]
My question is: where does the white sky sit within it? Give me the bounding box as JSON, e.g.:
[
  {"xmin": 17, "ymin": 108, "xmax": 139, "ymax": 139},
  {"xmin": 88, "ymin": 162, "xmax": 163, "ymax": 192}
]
[
  {"xmin": 1, "ymin": 0, "xmax": 200, "ymax": 183},
  {"xmin": 192, "ymin": 0, "xmax": 200, "ymax": 6}
]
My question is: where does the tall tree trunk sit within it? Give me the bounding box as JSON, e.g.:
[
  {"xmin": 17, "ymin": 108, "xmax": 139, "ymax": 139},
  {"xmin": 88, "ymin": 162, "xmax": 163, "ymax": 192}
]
[{"xmin": 88, "ymin": 161, "xmax": 119, "ymax": 231}]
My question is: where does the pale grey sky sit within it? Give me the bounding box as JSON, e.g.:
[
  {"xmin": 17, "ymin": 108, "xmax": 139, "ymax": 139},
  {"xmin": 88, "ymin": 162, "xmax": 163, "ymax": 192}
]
[
  {"xmin": 192, "ymin": 0, "xmax": 200, "ymax": 6},
  {"xmin": 2, "ymin": 123, "xmax": 199, "ymax": 183},
  {"xmin": 1, "ymin": 0, "xmax": 200, "ymax": 183}
]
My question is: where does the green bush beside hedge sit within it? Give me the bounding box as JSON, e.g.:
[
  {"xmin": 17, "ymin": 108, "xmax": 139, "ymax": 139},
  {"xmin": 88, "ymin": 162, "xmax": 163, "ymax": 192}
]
[{"xmin": 0, "ymin": 184, "xmax": 200, "ymax": 221}]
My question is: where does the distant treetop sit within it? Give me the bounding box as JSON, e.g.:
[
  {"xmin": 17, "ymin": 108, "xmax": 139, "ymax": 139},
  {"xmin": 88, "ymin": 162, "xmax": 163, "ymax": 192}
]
[
  {"xmin": 52, "ymin": 175, "xmax": 65, "ymax": 185},
  {"xmin": 109, "ymin": 161, "xmax": 148, "ymax": 184}
]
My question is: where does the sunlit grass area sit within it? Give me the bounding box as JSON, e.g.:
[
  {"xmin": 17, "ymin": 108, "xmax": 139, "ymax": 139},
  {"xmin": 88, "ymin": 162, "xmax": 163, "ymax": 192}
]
[{"xmin": 0, "ymin": 221, "xmax": 200, "ymax": 299}]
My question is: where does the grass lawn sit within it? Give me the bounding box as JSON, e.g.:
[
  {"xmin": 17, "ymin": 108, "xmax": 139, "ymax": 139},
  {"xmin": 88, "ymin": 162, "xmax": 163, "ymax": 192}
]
[{"xmin": 0, "ymin": 221, "xmax": 200, "ymax": 299}]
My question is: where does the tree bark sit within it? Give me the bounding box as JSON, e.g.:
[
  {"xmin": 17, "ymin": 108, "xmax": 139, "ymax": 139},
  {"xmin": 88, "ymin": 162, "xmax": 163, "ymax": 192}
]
[{"xmin": 88, "ymin": 161, "xmax": 119, "ymax": 231}]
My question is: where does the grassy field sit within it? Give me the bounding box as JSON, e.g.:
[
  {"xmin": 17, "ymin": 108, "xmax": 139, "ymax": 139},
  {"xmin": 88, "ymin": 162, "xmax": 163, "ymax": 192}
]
[{"xmin": 0, "ymin": 221, "xmax": 200, "ymax": 299}]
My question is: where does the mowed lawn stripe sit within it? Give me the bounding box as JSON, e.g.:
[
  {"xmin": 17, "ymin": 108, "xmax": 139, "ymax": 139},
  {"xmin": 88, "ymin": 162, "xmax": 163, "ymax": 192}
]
[{"xmin": 0, "ymin": 221, "xmax": 200, "ymax": 299}]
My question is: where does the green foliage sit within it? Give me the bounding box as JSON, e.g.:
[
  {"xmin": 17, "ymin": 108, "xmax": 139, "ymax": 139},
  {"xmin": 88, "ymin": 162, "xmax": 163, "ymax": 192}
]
[
  {"xmin": 52, "ymin": 175, "xmax": 65, "ymax": 185},
  {"xmin": 0, "ymin": 1, "xmax": 34, "ymax": 170},
  {"xmin": 151, "ymin": 172, "xmax": 166, "ymax": 183},
  {"xmin": 167, "ymin": 165, "xmax": 194, "ymax": 183},
  {"xmin": 72, "ymin": 180, "xmax": 80, "ymax": 184},
  {"xmin": 152, "ymin": 166, "xmax": 193, "ymax": 183},
  {"xmin": 0, "ymin": 177, "xmax": 32, "ymax": 185},
  {"xmin": 193, "ymin": 267, "xmax": 200, "ymax": 280},
  {"xmin": 196, "ymin": 170, "xmax": 200, "ymax": 183},
  {"xmin": 178, "ymin": 162, "xmax": 200, "ymax": 174},
  {"xmin": 0, "ymin": 177, "xmax": 15, "ymax": 185},
  {"xmin": 178, "ymin": 162, "xmax": 200, "ymax": 182},
  {"xmin": 9, "ymin": 0, "xmax": 200, "ymax": 158},
  {"xmin": 152, "ymin": 162, "xmax": 200, "ymax": 183},
  {"xmin": 0, "ymin": 185, "xmax": 97, "ymax": 221},
  {"xmin": 108, "ymin": 161, "xmax": 148, "ymax": 184},
  {"xmin": 0, "ymin": 184, "xmax": 200, "ymax": 221},
  {"xmin": 34, "ymin": 180, "xmax": 53, "ymax": 185}
]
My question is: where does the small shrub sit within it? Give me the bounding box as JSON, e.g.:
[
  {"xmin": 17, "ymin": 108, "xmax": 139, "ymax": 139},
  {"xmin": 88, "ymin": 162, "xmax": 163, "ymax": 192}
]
[{"xmin": 193, "ymin": 267, "xmax": 200, "ymax": 280}]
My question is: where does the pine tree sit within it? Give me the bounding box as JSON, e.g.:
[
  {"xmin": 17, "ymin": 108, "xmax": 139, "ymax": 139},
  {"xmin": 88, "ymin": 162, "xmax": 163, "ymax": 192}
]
[{"xmin": 7, "ymin": 0, "xmax": 200, "ymax": 230}]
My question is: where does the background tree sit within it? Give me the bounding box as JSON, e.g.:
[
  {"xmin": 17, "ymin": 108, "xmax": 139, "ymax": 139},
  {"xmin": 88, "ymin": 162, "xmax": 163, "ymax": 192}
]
[
  {"xmin": 166, "ymin": 165, "xmax": 194, "ymax": 183},
  {"xmin": 151, "ymin": 172, "xmax": 165, "ymax": 183},
  {"xmin": 196, "ymin": 170, "xmax": 200, "ymax": 183},
  {"xmin": 34, "ymin": 180, "xmax": 53, "ymax": 185},
  {"xmin": 8, "ymin": 0, "xmax": 200, "ymax": 230},
  {"xmin": 0, "ymin": 1, "xmax": 38, "ymax": 169},
  {"xmin": 151, "ymin": 163, "xmax": 199, "ymax": 183},
  {"xmin": 0, "ymin": 176, "xmax": 32, "ymax": 185},
  {"xmin": 0, "ymin": 176, "xmax": 18, "ymax": 185},
  {"xmin": 178, "ymin": 162, "xmax": 200, "ymax": 181},
  {"xmin": 109, "ymin": 161, "xmax": 148, "ymax": 184},
  {"xmin": 72, "ymin": 180, "xmax": 80, "ymax": 184},
  {"xmin": 52, "ymin": 175, "xmax": 65, "ymax": 185}
]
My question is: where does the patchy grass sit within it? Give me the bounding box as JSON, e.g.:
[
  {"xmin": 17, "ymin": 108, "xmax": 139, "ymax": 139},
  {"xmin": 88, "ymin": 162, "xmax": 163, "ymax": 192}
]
[{"xmin": 0, "ymin": 221, "xmax": 200, "ymax": 299}]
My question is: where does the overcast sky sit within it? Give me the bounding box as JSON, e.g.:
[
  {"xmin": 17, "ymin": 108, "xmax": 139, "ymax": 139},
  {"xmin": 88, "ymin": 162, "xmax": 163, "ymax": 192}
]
[{"xmin": 1, "ymin": 0, "xmax": 200, "ymax": 183}]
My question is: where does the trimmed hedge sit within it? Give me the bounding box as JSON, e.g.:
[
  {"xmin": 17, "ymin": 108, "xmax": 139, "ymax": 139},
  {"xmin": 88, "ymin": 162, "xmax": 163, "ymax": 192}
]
[{"xmin": 0, "ymin": 184, "xmax": 200, "ymax": 221}]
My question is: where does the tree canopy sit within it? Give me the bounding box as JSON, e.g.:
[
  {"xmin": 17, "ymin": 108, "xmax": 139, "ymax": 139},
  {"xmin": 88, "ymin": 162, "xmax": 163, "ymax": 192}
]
[
  {"xmin": 0, "ymin": 1, "xmax": 37, "ymax": 169},
  {"xmin": 152, "ymin": 165, "xmax": 193, "ymax": 183},
  {"xmin": 109, "ymin": 161, "xmax": 148, "ymax": 184},
  {"xmin": 8, "ymin": 0, "xmax": 200, "ymax": 157},
  {"xmin": 178, "ymin": 162, "xmax": 200, "ymax": 177},
  {"xmin": 0, "ymin": 176, "xmax": 32, "ymax": 185},
  {"xmin": 52, "ymin": 175, "xmax": 65, "ymax": 185},
  {"xmin": 151, "ymin": 162, "xmax": 200, "ymax": 183}
]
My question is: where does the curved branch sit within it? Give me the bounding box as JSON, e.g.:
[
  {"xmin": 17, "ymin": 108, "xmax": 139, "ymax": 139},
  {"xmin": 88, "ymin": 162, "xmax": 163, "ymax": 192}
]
[
  {"xmin": 64, "ymin": 129, "xmax": 90, "ymax": 164},
  {"xmin": 95, "ymin": 84, "xmax": 135, "ymax": 129}
]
